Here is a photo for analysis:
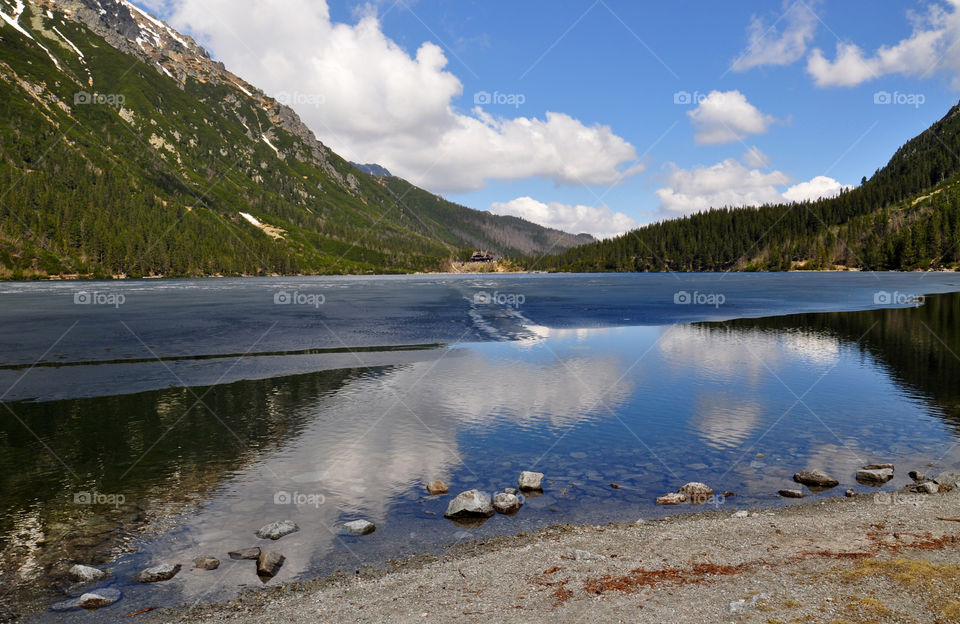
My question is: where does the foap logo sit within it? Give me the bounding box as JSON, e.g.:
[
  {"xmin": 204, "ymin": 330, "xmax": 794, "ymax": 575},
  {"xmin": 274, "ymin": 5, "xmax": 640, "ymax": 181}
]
[
  {"xmin": 74, "ymin": 91, "xmax": 126, "ymax": 108},
  {"xmin": 473, "ymin": 291, "xmax": 525, "ymax": 307},
  {"xmin": 274, "ymin": 490, "xmax": 325, "ymax": 508},
  {"xmin": 674, "ymin": 290, "xmax": 726, "ymax": 308},
  {"xmin": 274, "ymin": 291, "xmax": 325, "ymax": 308},
  {"xmin": 74, "ymin": 291, "xmax": 125, "ymax": 308},
  {"xmin": 873, "ymin": 90, "xmax": 925, "ymax": 108},
  {"xmin": 473, "ymin": 90, "xmax": 526, "ymax": 109},
  {"xmin": 74, "ymin": 490, "xmax": 125, "ymax": 508},
  {"xmin": 275, "ymin": 91, "xmax": 326, "ymax": 107},
  {"xmin": 673, "ymin": 90, "xmax": 710, "ymax": 105},
  {"xmin": 873, "ymin": 291, "xmax": 924, "ymax": 306},
  {"xmin": 873, "ymin": 491, "xmax": 923, "ymax": 506},
  {"xmin": 701, "ymin": 493, "xmax": 727, "ymax": 508}
]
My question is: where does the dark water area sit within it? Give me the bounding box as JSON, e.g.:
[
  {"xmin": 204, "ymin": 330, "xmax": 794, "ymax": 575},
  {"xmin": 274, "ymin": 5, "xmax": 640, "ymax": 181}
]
[{"xmin": 1, "ymin": 273, "xmax": 960, "ymax": 621}]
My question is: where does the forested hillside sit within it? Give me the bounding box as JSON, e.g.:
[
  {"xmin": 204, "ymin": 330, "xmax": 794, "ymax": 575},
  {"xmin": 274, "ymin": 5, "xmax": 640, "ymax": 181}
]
[
  {"xmin": 0, "ymin": 0, "xmax": 590, "ymax": 279},
  {"xmin": 536, "ymin": 102, "xmax": 960, "ymax": 272}
]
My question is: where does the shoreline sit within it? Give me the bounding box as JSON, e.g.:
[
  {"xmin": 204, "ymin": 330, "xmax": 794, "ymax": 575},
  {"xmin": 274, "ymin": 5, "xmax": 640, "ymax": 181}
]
[
  {"xmin": 154, "ymin": 489, "xmax": 960, "ymax": 623},
  {"xmin": 3, "ymin": 267, "xmax": 958, "ymax": 282}
]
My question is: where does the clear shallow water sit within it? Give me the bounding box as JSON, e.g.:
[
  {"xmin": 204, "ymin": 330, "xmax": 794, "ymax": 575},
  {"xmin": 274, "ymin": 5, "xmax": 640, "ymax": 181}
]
[{"xmin": 2, "ymin": 273, "xmax": 960, "ymax": 621}]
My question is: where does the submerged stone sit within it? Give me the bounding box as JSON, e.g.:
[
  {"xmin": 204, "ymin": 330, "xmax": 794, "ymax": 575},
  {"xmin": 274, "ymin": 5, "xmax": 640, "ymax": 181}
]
[{"xmin": 444, "ymin": 490, "xmax": 494, "ymax": 518}]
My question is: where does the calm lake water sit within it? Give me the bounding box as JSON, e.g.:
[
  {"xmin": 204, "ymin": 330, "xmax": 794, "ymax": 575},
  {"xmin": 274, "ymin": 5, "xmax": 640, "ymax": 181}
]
[{"xmin": 2, "ymin": 273, "xmax": 960, "ymax": 621}]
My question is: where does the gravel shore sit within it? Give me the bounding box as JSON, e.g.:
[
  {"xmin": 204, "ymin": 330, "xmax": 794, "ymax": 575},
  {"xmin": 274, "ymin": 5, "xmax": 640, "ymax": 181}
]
[{"xmin": 157, "ymin": 490, "xmax": 960, "ymax": 623}]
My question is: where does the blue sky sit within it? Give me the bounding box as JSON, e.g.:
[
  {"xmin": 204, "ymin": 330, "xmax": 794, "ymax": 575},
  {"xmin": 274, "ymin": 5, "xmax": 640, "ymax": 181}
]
[{"xmin": 140, "ymin": 1, "xmax": 960, "ymax": 237}]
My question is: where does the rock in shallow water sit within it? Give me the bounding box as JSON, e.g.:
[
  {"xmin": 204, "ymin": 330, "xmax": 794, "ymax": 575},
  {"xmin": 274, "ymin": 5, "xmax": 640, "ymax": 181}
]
[
  {"xmin": 193, "ymin": 556, "xmax": 220, "ymax": 570},
  {"xmin": 340, "ymin": 520, "xmax": 376, "ymax": 535},
  {"xmin": 518, "ymin": 471, "xmax": 544, "ymax": 491},
  {"xmin": 426, "ymin": 481, "xmax": 449, "ymax": 495},
  {"xmin": 793, "ymin": 470, "xmax": 839, "ymax": 488},
  {"xmin": 228, "ymin": 547, "xmax": 261, "ymax": 560},
  {"xmin": 77, "ymin": 588, "xmax": 121, "ymax": 609},
  {"xmin": 69, "ymin": 564, "xmax": 106, "ymax": 583},
  {"xmin": 444, "ymin": 490, "xmax": 494, "ymax": 518},
  {"xmin": 256, "ymin": 551, "xmax": 285, "ymax": 578},
  {"xmin": 52, "ymin": 588, "xmax": 122, "ymax": 611},
  {"xmin": 255, "ymin": 520, "xmax": 299, "ymax": 540},
  {"xmin": 656, "ymin": 492, "xmax": 686, "ymax": 505},
  {"xmin": 133, "ymin": 563, "xmax": 181, "ymax": 583},
  {"xmin": 492, "ymin": 492, "xmax": 521, "ymax": 514},
  {"xmin": 778, "ymin": 489, "xmax": 805, "ymax": 498},
  {"xmin": 678, "ymin": 482, "xmax": 714, "ymax": 504},
  {"xmin": 856, "ymin": 468, "xmax": 894, "ymax": 485}
]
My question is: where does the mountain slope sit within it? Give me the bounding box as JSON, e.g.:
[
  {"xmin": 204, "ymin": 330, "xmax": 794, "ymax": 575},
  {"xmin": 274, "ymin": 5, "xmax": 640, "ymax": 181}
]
[
  {"xmin": 0, "ymin": 0, "xmax": 591, "ymax": 278},
  {"xmin": 537, "ymin": 102, "xmax": 960, "ymax": 273}
]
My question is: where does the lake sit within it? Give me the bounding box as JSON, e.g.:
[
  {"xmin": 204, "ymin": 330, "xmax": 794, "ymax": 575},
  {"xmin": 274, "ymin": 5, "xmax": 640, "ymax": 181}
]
[{"xmin": 2, "ymin": 272, "xmax": 960, "ymax": 621}]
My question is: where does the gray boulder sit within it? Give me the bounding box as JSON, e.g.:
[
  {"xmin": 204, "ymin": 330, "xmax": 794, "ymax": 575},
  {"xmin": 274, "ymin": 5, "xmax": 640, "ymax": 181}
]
[
  {"xmin": 856, "ymin": 468, "xmax": 894, "ymax": 485},
  {"xmin": 193, "ymin": 556, "xmax": 220, "ymax": 570},
  {"xmin": 133, "ymin": 563, "xmax": 181, "ymax": 583},
  {"xmin": 656, "ymin": 492, "xmax": 686, "ymax": 505},
  {"xmin": 69, "ymin": 564, "xmax": 106, "ymax": 583},
  {"xmin": 77, "ymin": 588, "xmax": 121, "ymax": 610},
  {"xmin": 518, "ymin": 471, "xmax": 544, "ymax": 491},
  {"xmin": 256, "ymin": 551, "xmax": 285, "ymax": 578},
  {"xmin": 678, "ymin": 482, "xmax": 714, "ymax": 504},
  {"xmin": 255, "ymin": 520, "xmax": 299, "ymax": 540},
  {"xmin": 908, "ymin": 481, "xmax": 939, "ymax": 494},
  {"xmin": 492, "ymin": 492, "xmax": 522, "ymax": 514},
  {"xmin": 793, "ymin": 470, "xmax": 839, "ymax": 488},
  {"xmin": 444, "ymin": 489, "xmax": 494, "ymax": 518},
  {"xmin": 778, "ymin": 489, "xmax": 805, "ymax": 498},
  {"xmin": 339, "ymin": 519, "xmax": 376, "ymax": 535},
  {"xmin": 228, "ymin": 547, "xmax": 260, "ymax": 560},
  {"xmin": 934, "ymin": 471, "xmax": 960, "ymax": 489}
]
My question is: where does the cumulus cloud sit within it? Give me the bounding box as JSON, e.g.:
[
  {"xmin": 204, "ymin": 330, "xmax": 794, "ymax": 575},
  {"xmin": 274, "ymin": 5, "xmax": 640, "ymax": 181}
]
[
  {"xmin": 686, "ymin": 91, "xmax": 776, "ymax": 145},
  {"xmin": 656, "ymin": 159, "xmax": 791, "ymax": 215},
  {"xmin": 731, "ymin": 0, "xmax": 820, "ymax": 72},
  {"xmin": 489, "ymin": 197, "xmax": 637, "ymax": 239},
  {"xmin": 782, "ymin": 175, "xmax": 852, "ymax": 202},
  {"xmin": 147, "ymin": 0, "xmax": 643, "ymax": 192},
  {"xmin": 655, "ymin": 158, "xmax": 848, "ymax": 216},
  {"xmin": 806, "ymin": 1, "xmax": 960, "ymax": 87}
]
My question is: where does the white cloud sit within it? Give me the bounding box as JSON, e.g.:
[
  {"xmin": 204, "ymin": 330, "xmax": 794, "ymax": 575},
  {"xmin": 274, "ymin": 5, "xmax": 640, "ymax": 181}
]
[
  {"xmin": 655, "ymin": 159, "xmax": 848, "ymax": 216},
  {"xmin": 489, "ymin": 197, "xmax": 637, "ymax": 239},
  {"xmin": 686, "ymin": 91, "xmax": 776, "ymax": 145},
  {"xmin": 656, "ymin": 159, "xmax": 791, "ymax": 215},
  {"xmin": 731, "ymin": 0, "xmax": 820, "ymax": 72},
  {"xmin": 149, "ymin": 0, "xmax": 643, "ymax": 193},
  {"xmin": 782, "ymin": 175, "xmax": 852, "ymax": 202},
  {"xmin": 806, "ymin": 1, "xmax": 960, "ymax": 87}
]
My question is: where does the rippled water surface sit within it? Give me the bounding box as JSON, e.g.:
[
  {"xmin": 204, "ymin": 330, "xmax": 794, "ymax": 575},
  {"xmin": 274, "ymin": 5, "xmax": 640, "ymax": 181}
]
[{"xmin": 2, "ymin": 273, "xmax": 960, "ymax": 621}]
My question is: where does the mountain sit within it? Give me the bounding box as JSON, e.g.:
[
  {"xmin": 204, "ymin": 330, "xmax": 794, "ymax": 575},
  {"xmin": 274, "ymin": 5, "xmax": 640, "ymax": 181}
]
[
  {"xmin": 350, "ymin": 162, "xmax": 392, "ymax": 178},
  {"xmin": 537, "ymin": 102, "xmax": 960, "ymax": 273},
  {"xmin": 0, "ymin": 0, "xmax": 591, "ymax": 279}
]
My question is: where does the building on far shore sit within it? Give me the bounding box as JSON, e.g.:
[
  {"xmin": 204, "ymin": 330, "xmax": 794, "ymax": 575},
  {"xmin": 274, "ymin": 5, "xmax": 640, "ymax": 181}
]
[{"xmin": 470, "ymin": 250, "xmax": 494, "ymax": 263}]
